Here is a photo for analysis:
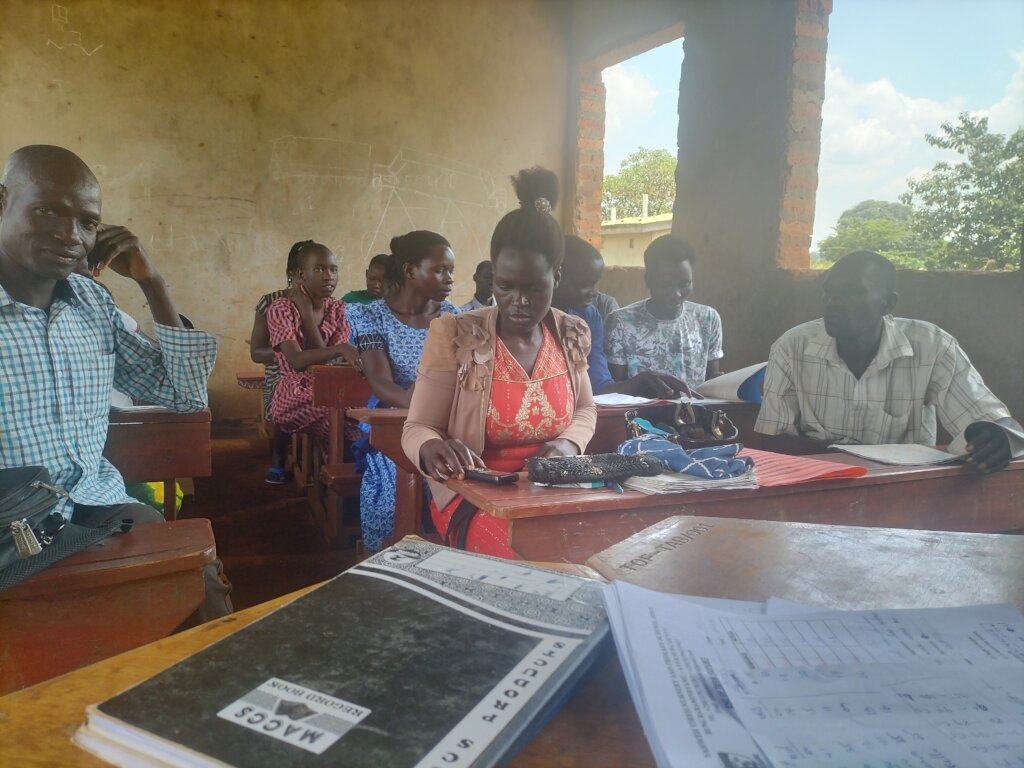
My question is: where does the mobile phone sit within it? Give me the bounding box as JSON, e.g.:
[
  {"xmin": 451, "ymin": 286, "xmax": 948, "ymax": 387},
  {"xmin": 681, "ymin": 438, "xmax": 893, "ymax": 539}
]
[{"xmin": 464, "ymin": 468, "xmax": 518, "ymax": 485}]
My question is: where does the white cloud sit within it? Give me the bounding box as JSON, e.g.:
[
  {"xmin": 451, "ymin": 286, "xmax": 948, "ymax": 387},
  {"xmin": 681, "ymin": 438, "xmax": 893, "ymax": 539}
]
[
  {"xmin": 975, "ymin": 50, "xmax": 1024, "ymax": 134},
  {"xmin": 813, "ymin": 52, "xmax": 1024, "ymax": 246},
  {"xmin": 602, "ymin": 64, "xmax": 659, "ymax": 168}
]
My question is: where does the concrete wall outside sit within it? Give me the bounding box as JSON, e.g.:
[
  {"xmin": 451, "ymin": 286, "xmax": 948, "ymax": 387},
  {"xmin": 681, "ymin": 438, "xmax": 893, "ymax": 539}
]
[
  {"xmin": 596, "ymin": 0, "xmax": 1023, "ymax": 418},
  {"xmin": 601, "ymin": 229, "xmax": 667, "ymax": 267},
  {"xmin": 0, "ymin": 0, "xmax": 569, "ymax": 420}
]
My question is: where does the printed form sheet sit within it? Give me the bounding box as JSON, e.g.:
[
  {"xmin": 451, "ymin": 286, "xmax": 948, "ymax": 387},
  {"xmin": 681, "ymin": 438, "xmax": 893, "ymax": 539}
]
[{"xmin": 602, "ymin": 582, "xmax": 1024, "ymax": 768}]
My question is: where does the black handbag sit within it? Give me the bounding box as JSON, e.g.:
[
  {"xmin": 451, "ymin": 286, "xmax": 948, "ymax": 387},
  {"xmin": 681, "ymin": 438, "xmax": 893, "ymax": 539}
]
[
  {"xmin": 0, "ymin": 466, "xmax": 123, "ymax": 592},
  {"xmin": 525, "ymin": 453, "xmax": 665, "ymax": 485},
  {"xmin": 625, "ymin": 401, "xmax": 739, "ymax": 445}
]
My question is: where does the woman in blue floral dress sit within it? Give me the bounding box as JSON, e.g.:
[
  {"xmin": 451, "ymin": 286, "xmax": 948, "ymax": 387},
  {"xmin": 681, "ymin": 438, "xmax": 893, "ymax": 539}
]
[{"xmin": 348, "ymin": 231, "xmax": 460, "ymax": 551}]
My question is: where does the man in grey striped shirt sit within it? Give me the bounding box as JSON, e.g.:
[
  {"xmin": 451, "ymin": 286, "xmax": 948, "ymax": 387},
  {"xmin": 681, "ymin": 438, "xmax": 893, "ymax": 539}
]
[{"xmin": 755, "ymin": 251, "xmax": 1021, "ymax": 473}]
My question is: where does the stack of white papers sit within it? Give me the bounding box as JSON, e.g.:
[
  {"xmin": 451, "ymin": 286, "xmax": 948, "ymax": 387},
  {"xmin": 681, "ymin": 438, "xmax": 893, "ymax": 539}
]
[
  {"xmin": 602, "ymin": 582, "xmax": 1024, "ymax": 768},
  {"xmin": 623, "ymin": 470, "xmax": 759, "ymax": 494},
  {"xmin": 828, "ymin": 443, "xmax": 961, "ymax": 465},
  {"xmin": 592, "ymin": 393, "xmax": 661, "ymax": 406}
]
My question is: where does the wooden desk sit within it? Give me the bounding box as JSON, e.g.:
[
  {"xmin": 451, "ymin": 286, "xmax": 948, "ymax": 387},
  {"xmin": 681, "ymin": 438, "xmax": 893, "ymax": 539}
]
[
  {"xmin": 348, "ymin": 407, "xmax": 424, "ymax": 546},
  {"xmin": 446, "ymin": 453, "xmax": 1024, "ymax": 563},
  {"xmin": 340, "ymin": 403, "xmax": 765, "ymax": 544},
  {"xmin": 586, "ymin": 515, "xmax": 1024, "ymax": 612},
  {"xmin": 310, "ymin": 365, "xmax": 374, "ymax": 465},
  {"xmin": 5, "ymin": 523, "xmax": 1024, "ymax": 768},
  {"xmin": 0, "ymin": 519, "xmax": 216, "ymax": 696},
  {"xmin": 234, "ymin": 371, "xmax": 264, "ymax": 391},
  {"xmin": 104, "ymin": 408, "xmax": 212, "ymax": 520}
]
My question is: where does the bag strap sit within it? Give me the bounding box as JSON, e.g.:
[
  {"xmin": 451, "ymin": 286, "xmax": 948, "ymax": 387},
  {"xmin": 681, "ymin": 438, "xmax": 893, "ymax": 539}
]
[{"xmin": 445, "ymin": 499, "xmax": 479, "ymax": 551}]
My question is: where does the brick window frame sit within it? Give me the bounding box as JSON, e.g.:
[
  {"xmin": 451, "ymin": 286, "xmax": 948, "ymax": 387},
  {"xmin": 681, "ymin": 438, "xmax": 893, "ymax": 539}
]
[
  {"xmin": 777, "ymin": 0, "xmax": 833, "ymax": 270},
  {"xmin": 570, "ymin": 23, "xmax": 686, "ymax": 251}
]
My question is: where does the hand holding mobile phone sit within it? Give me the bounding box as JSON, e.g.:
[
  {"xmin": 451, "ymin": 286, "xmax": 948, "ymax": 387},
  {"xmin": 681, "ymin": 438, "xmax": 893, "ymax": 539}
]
[{"xmin": 464, "ymin": 469, "xmax": 518, "ymax": 485}]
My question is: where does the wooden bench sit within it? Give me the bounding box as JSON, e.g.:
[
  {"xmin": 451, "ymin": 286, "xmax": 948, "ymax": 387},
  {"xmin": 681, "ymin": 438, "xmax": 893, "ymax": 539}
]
[
  {"xmin": 309, "ymin": 364, "xmax": 374, "ymax": 543},
  {"xmin": 235, "ymin": 370, "xmax": 267, "ymax": 437},
  {"xmin": 0, "ymin": 518, "xmax": 216, "ymax": 695},
  {"xmin": 104, "ymin": 408, "xmax": 212, "ymax": 520}
]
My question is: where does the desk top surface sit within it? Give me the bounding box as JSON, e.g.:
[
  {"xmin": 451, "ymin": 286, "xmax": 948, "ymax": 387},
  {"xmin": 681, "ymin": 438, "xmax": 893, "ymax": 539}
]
[
  {"xmin": 0, "ymin": 519, "xmax": 217, "ymax": 601},
  {"xmin": 587, "ymin": 515, "xmax": 1024, "ymax": 612},
  {"xmin": 6, "ymin": 522, "xmax": 1024, "ymax": 768},
  {"xmin": 446, "ymin": 453, "xmax": 1024, "ymax": 520},
  {"xmin": 107, "ymin": 408, "xmax": 211, "ymax": 425}
]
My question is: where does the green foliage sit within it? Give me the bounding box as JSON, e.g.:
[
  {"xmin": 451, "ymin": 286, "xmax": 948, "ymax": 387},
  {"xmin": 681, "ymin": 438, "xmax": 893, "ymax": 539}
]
[
  {"xmin": 818, "ymin": 200, "xmax": 945, "ymax": 270},
  {"xmin": 819, "ymin": 116, "xmax": 1022, "ymax": 271},
  {"xmin": 601, "ymin": 148, "xmax": 676, "ymax": 220},
  {"xmin": 838, "ymin": 200, "xmax": 912, "ymax": 224},
  {"xmin": 900, "ymin": 114, "xmax": 1023, "ymax": 270}
]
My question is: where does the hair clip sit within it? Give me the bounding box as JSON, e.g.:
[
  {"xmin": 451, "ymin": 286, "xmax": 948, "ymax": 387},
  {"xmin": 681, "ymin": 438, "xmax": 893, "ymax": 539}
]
[{"xmin": 534, "ymin": 197, "xmax": 552, "ymax": 214}]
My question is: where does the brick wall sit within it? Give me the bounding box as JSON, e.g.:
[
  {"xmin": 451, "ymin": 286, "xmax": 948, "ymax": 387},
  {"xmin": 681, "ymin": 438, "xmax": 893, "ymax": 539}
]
[
  {"xmin": 573, "ymin": 63, "xmax": 606, "ymax": 248},
  {"xmin": 777, "ymin": 0, "xmax": 832, "ymax": 269}
]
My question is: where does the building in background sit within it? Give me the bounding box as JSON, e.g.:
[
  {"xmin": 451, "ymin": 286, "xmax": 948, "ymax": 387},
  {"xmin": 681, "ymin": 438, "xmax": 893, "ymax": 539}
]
[{"xmin": 600, "ymin": 212, "xmax": 672, "ymax": 266}]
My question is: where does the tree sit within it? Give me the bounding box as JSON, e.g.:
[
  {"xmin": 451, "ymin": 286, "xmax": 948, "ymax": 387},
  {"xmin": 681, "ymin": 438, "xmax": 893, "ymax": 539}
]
[
  {"xmin": 817, "ymin": 200, "xmax": 943, "ymax": 270},
  {"xmin": 601, "ymin": 147, "xmax": 676, "ymax": 220},
  {"xmin": 900, "ymin": 114, "xmax": 1023, "ymax": 270}
]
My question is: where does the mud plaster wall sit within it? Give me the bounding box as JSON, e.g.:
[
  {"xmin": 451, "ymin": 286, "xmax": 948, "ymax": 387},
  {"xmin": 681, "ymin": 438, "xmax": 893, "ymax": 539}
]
[
  {"xmin": 597, "ymin": 0, "xmax": 1023, "ymax": 418},
  {"xmin": 0, "ymin": 0, "xmax": 568, "ymax": 420}
]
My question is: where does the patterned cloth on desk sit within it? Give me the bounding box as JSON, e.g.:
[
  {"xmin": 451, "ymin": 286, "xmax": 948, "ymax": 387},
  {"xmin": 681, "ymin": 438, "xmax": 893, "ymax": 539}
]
[
  {"xmin": 618, "ymin": 434, "xmax": 753, "ymax": 479},
  {"xmin": 433, "ymin": 320, "xmax": 574, "ymax": 557},
  {"xmin": 349, "ymin": 300, "xmax": 461, "ymax": 552}
]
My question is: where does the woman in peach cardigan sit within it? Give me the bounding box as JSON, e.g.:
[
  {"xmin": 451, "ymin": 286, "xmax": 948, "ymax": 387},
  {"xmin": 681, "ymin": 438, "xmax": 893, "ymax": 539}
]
[{"xmin": 402, "ymin": 168, "xmax": 597, "ymax": 558}]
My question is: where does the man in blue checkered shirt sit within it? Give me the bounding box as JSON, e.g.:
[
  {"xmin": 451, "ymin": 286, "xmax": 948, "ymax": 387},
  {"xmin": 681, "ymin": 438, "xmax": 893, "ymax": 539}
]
[{"xmin": 0, "ymin": 145, "xmax": 230, "ymax": 617}]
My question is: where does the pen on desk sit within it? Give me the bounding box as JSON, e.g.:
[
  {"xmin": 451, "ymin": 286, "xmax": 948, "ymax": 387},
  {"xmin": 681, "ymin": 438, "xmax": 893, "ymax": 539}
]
[{"xmin": 606, "ymin": 480, "xmax": 624, "ymax": 494}]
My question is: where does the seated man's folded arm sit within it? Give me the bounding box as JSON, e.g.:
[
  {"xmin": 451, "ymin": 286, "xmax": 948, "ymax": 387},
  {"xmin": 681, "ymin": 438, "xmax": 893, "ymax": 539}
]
[{"xmin": 112, "ymin": 318, "xmax": 216, "ymax": 413}]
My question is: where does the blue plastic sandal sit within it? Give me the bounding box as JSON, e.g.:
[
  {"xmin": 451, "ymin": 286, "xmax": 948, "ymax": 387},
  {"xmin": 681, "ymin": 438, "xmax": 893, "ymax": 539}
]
[{"xmin": 265, "ymin": 467, "xmax": 287, "ymax": 485}]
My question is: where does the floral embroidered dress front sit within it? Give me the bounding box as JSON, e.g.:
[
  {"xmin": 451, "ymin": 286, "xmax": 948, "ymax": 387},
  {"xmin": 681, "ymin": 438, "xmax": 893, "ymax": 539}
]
[{"xmin": 486, "ymin": 320, "xmax": 574, "ymax": 457}]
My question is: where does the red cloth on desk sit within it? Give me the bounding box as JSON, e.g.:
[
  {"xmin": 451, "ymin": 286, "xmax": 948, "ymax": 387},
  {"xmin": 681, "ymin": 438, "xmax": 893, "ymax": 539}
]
[
  {"xmin": 432, "ymin": 324, "xmax": 574, "ymax": 558},
  {"xmin": 740, "ymin": 447, "xmax": 869, "ymax": 486}
]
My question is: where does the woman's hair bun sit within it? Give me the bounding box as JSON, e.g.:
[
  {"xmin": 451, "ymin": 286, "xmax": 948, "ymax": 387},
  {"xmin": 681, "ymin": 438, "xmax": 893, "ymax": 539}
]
[
  {"xmin": 388, "ymin": 233, "xmax": 405, "ymax": 254},
  {"xmin": 511, "ymin": 167, "xmax": 559, "ymax": 211}
]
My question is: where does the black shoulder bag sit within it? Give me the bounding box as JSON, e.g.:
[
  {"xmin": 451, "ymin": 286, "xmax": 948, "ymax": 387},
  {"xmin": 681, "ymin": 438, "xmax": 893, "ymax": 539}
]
[{"xmin": 0, "ymin": 466, "xmax": 124, "ymax": 592}]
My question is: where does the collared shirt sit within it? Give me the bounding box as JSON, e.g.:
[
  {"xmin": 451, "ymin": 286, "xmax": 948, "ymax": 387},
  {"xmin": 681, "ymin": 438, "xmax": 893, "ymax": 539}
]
[
  {"xmin": 567, "ymin": 303, "xmax": 612, "ymax": 394},
  {"xmin": 0, "ymin": 274, "xmax": 217, "ymax": 519},
  {"xmin": 606, "ymin": 299, "xmax": 723, "ymax": 387},
  {"xmin": 460, "ymin": 295, "xmax": 494, "ymax": 312},
  {"xmin": 755, "ymin": 316, "xmax": 1011, "ymax": 445}
]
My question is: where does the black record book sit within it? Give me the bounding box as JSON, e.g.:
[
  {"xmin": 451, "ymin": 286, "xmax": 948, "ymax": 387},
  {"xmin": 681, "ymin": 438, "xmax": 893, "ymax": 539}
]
[{"xmin": 74, "ymin": 540, "xmax": 609, "ymax": 768}]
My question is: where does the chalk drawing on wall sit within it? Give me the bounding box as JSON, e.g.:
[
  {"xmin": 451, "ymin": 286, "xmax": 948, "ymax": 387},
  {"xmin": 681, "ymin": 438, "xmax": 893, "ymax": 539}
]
[
  {"xmin": 47, "ymin": 4, "xmax": 104, "ymax": 57},
  {"xmin": 270, "ymin": 136, "xmax": 371, "ymax": 182},
  {"xmin": 128, "ymin": 193, "xmax": 259, "ymax": 274},
  {"xmin": 361, "ymin": 148, "xmax": 508, "ymax": 263}
]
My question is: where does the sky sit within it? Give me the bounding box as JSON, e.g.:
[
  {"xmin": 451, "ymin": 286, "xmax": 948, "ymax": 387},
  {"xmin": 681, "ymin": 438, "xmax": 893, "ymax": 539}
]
[{"xmin": 602, "ymin": 0, "xmax": 1024, "ymax": 248}]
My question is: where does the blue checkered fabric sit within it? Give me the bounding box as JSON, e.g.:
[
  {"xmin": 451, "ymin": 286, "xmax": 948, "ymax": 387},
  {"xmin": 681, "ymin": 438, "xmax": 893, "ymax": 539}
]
[
  {"xmin": 618, "ymin": 435, "xmax": 753, "ymax": 479},
  {"xmin": 0, "ymin": 274, "xmax": 216, "ymax": 519}
]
